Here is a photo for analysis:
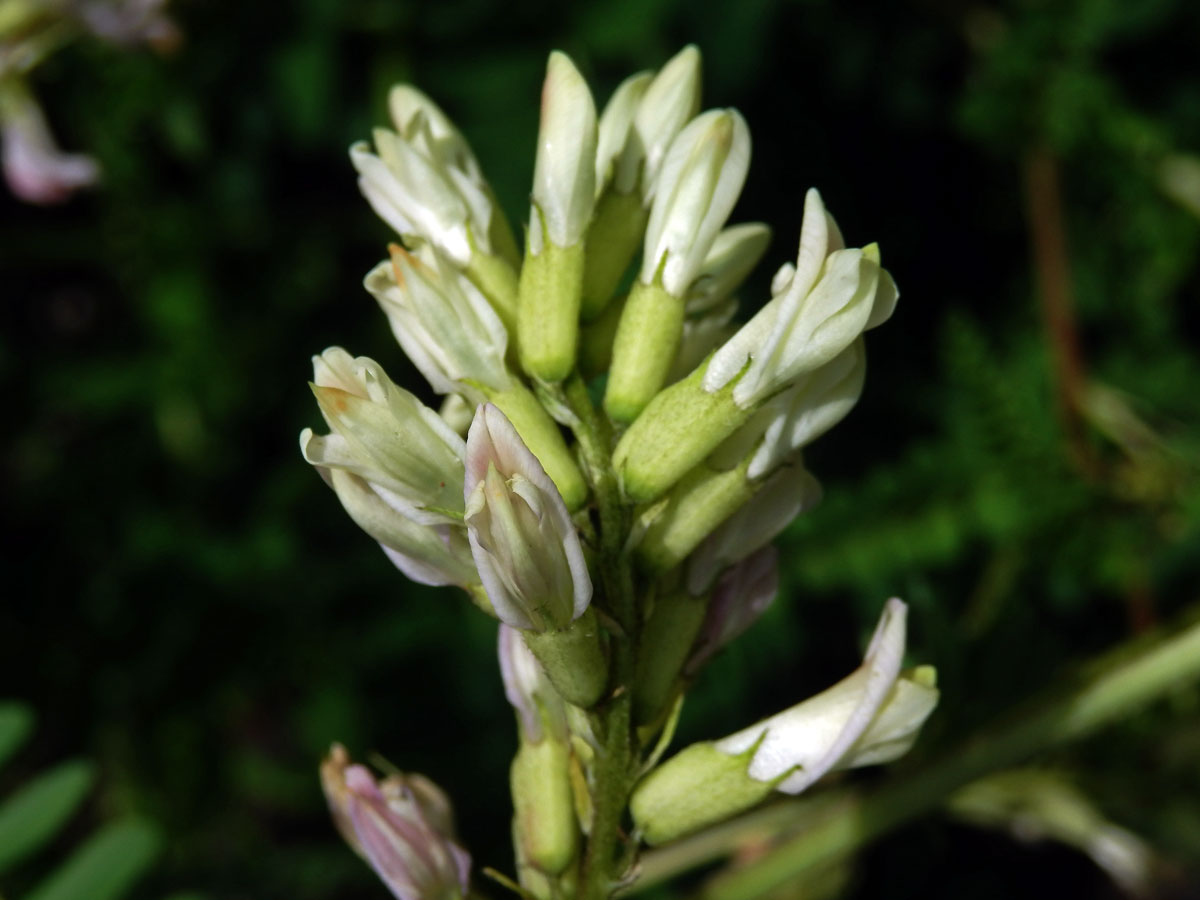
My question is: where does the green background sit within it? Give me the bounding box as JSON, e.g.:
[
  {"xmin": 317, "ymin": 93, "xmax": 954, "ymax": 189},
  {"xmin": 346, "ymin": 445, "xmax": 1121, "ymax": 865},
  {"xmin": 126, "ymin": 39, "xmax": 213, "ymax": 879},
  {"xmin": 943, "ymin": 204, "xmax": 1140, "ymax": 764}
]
[{"xmin": 3, "ymin": 0, "xmax": 1199, "ymax": 897}]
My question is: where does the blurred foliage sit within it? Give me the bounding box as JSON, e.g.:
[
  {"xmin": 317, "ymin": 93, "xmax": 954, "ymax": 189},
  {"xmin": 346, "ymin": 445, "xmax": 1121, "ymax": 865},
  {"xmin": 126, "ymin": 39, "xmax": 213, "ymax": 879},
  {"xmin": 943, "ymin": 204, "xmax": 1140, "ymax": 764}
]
[
  {"xmin": 0, "ymin": 702, "xmax": 161, "ymax": 900},
  {"xmin": 1, "ymin": 0, "xmax": 1198, "ymax": 898}
]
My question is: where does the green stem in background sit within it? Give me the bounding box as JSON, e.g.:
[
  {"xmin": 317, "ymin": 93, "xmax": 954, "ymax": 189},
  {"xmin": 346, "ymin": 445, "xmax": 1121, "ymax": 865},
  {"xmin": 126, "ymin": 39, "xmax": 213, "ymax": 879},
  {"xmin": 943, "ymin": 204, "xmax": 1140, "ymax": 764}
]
[
  {"xmin": 562, "ymin": 375, "xmax": 641, "ymax": 900},
  {"xmin": 629, "ymin": 606, "xmax": 1200, "ymax": 899}
]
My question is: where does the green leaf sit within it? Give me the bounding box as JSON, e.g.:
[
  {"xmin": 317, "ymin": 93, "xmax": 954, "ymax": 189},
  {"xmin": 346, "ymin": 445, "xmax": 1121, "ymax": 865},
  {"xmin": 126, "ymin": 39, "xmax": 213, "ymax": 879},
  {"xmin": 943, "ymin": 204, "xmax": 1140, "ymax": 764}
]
[
  {"xmin": 25, "ymin": 818, "xmax": 162, "ymax": 900},
  {"xmin": 0, "ymin": 760, "xmax": 95, "ymax": 874},
  {"xmin": 0, "ymin": 702, "xmax": 34, "ymax": 769}
]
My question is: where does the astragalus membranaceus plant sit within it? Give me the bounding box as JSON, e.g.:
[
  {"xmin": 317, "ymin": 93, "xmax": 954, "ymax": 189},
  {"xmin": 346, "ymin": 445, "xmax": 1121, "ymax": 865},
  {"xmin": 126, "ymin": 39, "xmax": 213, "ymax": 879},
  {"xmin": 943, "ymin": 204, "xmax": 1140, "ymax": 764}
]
[{"xmin": 303, "ymin": 46, "xmax": 938, "ymax": 900}]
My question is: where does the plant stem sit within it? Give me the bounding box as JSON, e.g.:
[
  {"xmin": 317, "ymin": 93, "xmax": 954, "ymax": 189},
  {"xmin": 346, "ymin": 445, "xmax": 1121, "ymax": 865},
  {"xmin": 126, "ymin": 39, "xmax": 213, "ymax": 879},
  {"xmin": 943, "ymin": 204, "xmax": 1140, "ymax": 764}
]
[
  {"xmin": 563, "ymin": 374, "xmax": 641, "ymax": 900},
  {"xmin": 628, "ymin": 606, "xmax": 1200, "ymax": 899}
]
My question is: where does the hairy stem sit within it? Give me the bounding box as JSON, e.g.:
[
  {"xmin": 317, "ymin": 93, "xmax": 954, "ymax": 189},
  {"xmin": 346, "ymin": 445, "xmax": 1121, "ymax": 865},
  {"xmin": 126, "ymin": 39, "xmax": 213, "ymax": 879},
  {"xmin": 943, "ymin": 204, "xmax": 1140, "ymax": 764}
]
[{"xmin": 563, "ymin": 374, "xmax": 640, "ymax": 900}]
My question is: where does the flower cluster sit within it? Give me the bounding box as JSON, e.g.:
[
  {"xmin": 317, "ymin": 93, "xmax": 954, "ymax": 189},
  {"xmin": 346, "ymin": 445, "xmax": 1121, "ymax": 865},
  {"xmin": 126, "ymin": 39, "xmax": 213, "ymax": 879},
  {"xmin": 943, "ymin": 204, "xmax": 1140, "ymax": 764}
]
[{"xmin": 303, "ymin": 45, "xmax": 938, "ymax": 900}]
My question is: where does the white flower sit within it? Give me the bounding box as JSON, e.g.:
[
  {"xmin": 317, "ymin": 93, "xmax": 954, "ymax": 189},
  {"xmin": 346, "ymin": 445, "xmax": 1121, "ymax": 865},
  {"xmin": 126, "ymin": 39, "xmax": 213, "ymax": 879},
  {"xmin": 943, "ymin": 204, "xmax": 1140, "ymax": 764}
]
[
  {"xmin": 595, "ymin": 45, "xmax": 702, "ymax": 200},
  {"xmin": 710, "ymin": 337, "xmax": 867, "ymax": 480},
  {"xmin": 593, "ymin": 70, "xmax": 652, "ymax": 196},
  {"xmin": 364, "ymin": 246, "xmax": 510, "ymax": 398},
  {"xmin": 351, "ymin": 106, "xmax": 499, "ymax": 266},
  {"xmin": 714, "ymin": 598, "xmax": 938, "ymax": 794},
  {"xmin": 464, "ymin": 404, "xmax": 591, "ymax": 631},
  {"xmin": 529, "ymin": 51, "xmax": 597, "ymax": 253},
  {"xmin": 300, "ymin": 348, "xmax": 466, "ymax": 524},
  {"xmin": 640, "ymin": 109, "xmax": 751, "ymax": 297},
  {"xmin": 685, "ymin": 222, "xmax": 771, "ymax": 315},
  {"xmin": 705, "ymin": 188, "xmax": 897, "ymax": 407}
]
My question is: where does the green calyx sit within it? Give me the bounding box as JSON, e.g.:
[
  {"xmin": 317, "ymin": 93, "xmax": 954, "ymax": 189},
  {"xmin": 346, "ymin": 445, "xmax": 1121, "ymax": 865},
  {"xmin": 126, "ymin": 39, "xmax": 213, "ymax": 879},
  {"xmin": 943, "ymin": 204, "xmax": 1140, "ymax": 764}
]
[
  {"xmin": 612, "ymin": 357, "xmax": 753, "ymax": 504},
  {"xmin": 518, "ymin": 224, "xmax": 586, "ymax": 384},
  {"xmin": 630, "ymin": 740, "xmax": 776, "ymax": 846},
  {"xmin": 581, "ymin": 188, "xmax": 648, "ymax": 322},
  {"xmin": 604, "ymin": 279, "xmax": 687, "ymax": 425},
  {"xmin": 522, "ymin": 607, "xmax": 610, "ymax": 709}
]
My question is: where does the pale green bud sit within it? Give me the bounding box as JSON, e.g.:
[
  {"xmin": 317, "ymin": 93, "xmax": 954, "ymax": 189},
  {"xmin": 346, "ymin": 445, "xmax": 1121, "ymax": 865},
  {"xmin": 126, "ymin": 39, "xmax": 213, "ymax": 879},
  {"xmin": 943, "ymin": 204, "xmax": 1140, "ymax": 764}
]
[
  {"xmin": 300, "ymin": 347, "xmax": 466, "ymax": 524},
  {"xmin": 635, "ymin": 456, "xmax": 755, "ymax": 574},
  {"xmin": 604, "ymin": 279, "xmax": 686, "ymax": 423},
  {"xmin": 605, "ymin": 110, "xmax": 751, "ymax": 421},
  {"xmin": 365, "ymin": 246, "xmax": 510, "ymax": 399},
  {"xmin": 517, "ymin": 230, "xmax": 585, "ymax": 383},
  {"xmin": 632, "ymin": 45, "xmax": 704, "ymax": 200},
  {"xmin": 318, "ymin": 468, "xmax": 477, "ymax": 589},
  {"xmin": 518, "ymin": 52, "xmax": 597, "ymax": 383},
  {"xmin": 521, "ymin": 608, "xmax": 609, "ymax": 709},
  {"xmin": 641, "ymin": 110, "xmax": 751, "ymax": 298},
  {"xmin": 352, "ymin": 129, "xmax": 482, "ymax": 268},
  {"xmin": 633, "ymin": 588, "xmax": 708, "ymax": 724},
  {"xmin": 530, "ymin": 51, "xmax": 597, "ymax": 252},
  {"xmin": 631, "ymin": 599, "xmax": 938, "ymax": 843},
  {"xmin": 464, "ymin": 404, "xmax": 591, "ymax": 632},
  {"xmin": 511, "ymin": 738, "xmax": 579, "ymax": 875},
  {"xmin": 579, "ymin": 188, "xmax": 648, "ymax": 321},
  {"xmin": 704, "ymin": 188, "xmax": 897, "ymax": 408},
  {"xmin": 594, "ymin": 70, "xmax": 653, "ymax": 196}
]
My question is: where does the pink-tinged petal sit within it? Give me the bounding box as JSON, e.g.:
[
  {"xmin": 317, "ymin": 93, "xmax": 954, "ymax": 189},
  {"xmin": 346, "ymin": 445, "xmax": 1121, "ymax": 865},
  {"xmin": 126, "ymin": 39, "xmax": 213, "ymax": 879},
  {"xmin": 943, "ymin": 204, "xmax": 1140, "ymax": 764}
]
[
  {"xmin": 324, "ymin": 749, "xmax": 470, "ymax": 900},
  {"xmin": 686, "ymin": 545, "xmax": 779, "ymax": 673},
  {"xmin": 2, "ymin": 92, "xmax": 99, "ymax": 205},
  {"xmin": 464, "ymin": 405, "xmax": 591, "ymax": 631}
]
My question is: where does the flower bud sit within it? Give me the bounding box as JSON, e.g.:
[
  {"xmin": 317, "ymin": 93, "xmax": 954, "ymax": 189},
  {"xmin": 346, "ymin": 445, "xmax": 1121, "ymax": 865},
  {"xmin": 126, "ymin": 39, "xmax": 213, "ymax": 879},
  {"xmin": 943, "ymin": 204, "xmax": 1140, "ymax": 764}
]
[
  {"xmin": 705, "ymin": 188, "xmax": 897, "ymax": 407},
  {"xmin": 594, "ymin": 71, "xmax": 653, "ymax": 197},
  {"xmin": 321, "ymin": 745, "xmax": 471, "ymax": 900},
  {"xmin": 464, "ymin": 404, "xmax": 591, "ymax": 632},
  {"xmin": 300, "ymin": 348, "xmax": 466, "ymax": 524},
  {"xmin": 366, "ymin": 246, "xmax": 510, "ymax": 398},
  {"xmin": 633, "ymin": 587, "xmax": 709, "ymax": 725},
  {"xmin": 685, "ymin": 464, "xmax": 821, "ymax": 593},
  {"xmin": 531, "ymin": 51, "xmax": 598, "ymax": 252},
  {"xmin": 518, "ymin": 52, "xmax": 598, "ymax": 383},
  {"xmin": 582, "ymin": 47, "xmax": 702, "ymax": 320},
  {"xmin": 709, "ymin": 338, "xmax": 866, "ymax": 480},
  {"xmin": 685, "ymin": 222, "xmax": 771, "ymax": 315},
  {"xmin": 317, "ymin": 466, "xmax": 478, "ymax": 589},
  {"xmin": 630, "ymin": 600, "xmax": 939, "ymax": 844},
  {"xmin": 685, "ymin": 545, "xmax": 778, "ymax": 674},
  {"xmin": 594, "ymin": 45, "xmax": 702, "ymax": 200},
  {"xmin": 605, "ymin": 110, "xmax": 751, "ymax": 422},
  {"xmin": 613, "ymin": 193, "xmax": 892, "ymax": 502}
]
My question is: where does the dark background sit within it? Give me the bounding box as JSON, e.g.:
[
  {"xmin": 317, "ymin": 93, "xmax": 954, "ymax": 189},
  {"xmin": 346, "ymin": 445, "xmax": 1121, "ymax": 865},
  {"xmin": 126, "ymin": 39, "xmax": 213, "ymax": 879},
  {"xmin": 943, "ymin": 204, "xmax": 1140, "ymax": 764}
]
[{"xmin": 3, "ymin": 0, "xmax": 1199, "ymax": 897}]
